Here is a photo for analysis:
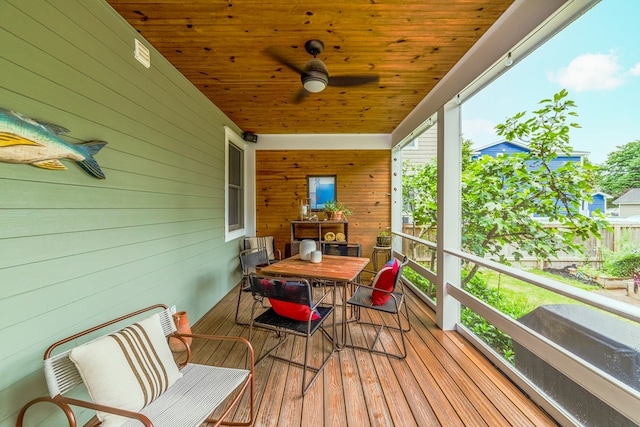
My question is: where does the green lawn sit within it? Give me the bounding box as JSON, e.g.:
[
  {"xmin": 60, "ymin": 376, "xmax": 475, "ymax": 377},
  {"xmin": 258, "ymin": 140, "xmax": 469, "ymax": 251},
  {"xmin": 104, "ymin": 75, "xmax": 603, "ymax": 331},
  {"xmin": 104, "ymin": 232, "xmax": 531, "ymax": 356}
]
[{"xmin": 477, "ymin": 268, "xmax": 601, "ymax": 313}]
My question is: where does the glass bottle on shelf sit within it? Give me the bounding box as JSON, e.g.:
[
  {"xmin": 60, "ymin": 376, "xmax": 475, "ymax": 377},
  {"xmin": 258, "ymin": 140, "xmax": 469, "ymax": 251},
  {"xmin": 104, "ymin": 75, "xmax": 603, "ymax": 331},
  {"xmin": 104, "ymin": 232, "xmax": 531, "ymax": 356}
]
[{"xmin": 299, "ymin": 198, "xmax": 311, "ymax": 220}]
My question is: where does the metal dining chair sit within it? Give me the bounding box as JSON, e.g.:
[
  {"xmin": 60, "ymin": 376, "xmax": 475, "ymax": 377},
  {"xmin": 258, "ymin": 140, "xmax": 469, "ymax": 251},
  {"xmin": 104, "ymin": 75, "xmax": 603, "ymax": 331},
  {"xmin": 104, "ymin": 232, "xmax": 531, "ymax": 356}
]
[
  {"xmin": 236, "ymin": 247, "xmax": 270, "ymax": 325},
  {"xmin": 243, "ymin": 236, "xmax": 282, "ymax": 264},
  {"xmin": 346, "ymin": 255, "xmax": 411, "ymax": 359},
  {"xmin": 248, "ymin": 274, "xmax": 336, "ymax": 394}
]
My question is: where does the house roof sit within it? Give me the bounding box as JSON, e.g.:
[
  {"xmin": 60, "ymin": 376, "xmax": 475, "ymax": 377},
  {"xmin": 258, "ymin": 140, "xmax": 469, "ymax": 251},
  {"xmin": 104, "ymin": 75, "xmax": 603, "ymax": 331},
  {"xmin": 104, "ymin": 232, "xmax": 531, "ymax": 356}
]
[
  {"xmin": 473, "ymin": 140, "xmax": 531, "ymax": 153},
  {"xmin": 472, "ymin": 140, "xmax": 591, "ymax": 157},
  {"xmin": 613, "ymin": 188, "xmax": 640, "ymax": 205},
  {"xmin": 592, "ymin": 191, "xmax": 613, "ymax": 198}
]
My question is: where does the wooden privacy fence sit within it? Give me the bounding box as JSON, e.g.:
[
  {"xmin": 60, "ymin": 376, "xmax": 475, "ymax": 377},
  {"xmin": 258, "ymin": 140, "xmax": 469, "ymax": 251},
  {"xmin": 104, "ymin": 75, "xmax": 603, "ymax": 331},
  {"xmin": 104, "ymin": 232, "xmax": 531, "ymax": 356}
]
[{"xmin": 402, "ymin": 221, "xmax": 640, "ymax": 270}]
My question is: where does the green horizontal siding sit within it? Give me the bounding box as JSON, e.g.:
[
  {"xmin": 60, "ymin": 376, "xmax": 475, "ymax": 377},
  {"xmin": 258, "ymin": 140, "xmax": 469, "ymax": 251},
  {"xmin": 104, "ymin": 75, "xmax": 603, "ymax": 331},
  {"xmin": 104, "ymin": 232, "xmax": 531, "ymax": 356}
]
[{"xmin": 0, "ymin": 1, "xmax": 243, "ymax": 425}]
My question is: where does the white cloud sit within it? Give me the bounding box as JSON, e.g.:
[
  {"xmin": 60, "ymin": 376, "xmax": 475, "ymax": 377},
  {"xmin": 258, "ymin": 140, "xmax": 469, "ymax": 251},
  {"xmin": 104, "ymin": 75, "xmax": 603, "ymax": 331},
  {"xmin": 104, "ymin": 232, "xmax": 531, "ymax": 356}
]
[
  {"xmin": 462, "ymin": 118, "xmax": 496, "ymax": 143},
  {"xmin": 629, "ymin": 62, "xmax": 640, "ymax": 76},
  {"xmin": 548, "ymin": 52, "xmax": 625, "ymax": 92}
]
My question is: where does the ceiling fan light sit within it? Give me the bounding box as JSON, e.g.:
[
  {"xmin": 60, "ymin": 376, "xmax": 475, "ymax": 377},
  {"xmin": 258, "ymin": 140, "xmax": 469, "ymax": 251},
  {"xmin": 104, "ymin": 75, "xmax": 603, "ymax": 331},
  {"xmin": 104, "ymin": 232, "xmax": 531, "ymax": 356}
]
[{"xmin": 302, "ymin": 71, "xmax": 328, "ymax": 93}]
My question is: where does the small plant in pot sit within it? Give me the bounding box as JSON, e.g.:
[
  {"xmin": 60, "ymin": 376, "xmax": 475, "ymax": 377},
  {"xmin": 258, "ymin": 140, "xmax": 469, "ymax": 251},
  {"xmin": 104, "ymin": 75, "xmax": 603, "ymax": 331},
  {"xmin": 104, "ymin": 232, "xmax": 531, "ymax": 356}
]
[
  {"xmin": 324, "ymin": 200, "xmax": 351, "ymax": 220},
  {"xmin": 377, "ymin": 230, "xmax": 391, "ymax": 247}
]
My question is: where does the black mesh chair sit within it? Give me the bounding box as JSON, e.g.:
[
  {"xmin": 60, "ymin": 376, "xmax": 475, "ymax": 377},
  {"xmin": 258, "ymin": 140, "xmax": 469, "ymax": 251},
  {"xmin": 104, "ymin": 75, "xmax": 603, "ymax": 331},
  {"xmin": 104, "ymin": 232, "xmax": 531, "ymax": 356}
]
[
  {"xmin": 243, "ymin": 236, "xmax": 282, "ymax": 264},
  {"xmin": 235, "ymin": 248, "xmax": 270, "ymax": 325},
  {"xmin": 347, "ymin": 255, "xmax": 411, "ymax": 359},
  {"xmin": 248, "ymin": 274, "xmax": 335, "ymax": 394}
]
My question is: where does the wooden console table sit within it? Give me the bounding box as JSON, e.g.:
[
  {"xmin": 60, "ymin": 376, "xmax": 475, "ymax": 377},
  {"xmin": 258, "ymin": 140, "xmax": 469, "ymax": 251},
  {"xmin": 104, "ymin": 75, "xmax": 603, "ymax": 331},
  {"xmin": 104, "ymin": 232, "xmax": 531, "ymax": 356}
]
[{"xmin": 290, "ymin": 220, "xmax": 349, "ymax": 243}]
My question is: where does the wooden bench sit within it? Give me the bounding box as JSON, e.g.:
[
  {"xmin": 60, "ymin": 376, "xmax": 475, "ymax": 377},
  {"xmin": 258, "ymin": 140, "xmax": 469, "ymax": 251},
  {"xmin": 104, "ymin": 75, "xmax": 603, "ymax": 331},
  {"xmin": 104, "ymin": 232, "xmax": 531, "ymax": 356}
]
[{"xmin": 17, "ymin": 304, "xmax": 254, "ymax": 427}]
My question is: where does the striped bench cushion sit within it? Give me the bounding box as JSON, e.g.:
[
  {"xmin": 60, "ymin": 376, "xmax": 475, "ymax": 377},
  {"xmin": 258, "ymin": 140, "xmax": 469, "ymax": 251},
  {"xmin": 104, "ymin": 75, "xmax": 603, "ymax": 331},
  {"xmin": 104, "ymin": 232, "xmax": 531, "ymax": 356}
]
[{"xmin": 69, "ymin": 313, "xmax": 182, "ymax": 427}]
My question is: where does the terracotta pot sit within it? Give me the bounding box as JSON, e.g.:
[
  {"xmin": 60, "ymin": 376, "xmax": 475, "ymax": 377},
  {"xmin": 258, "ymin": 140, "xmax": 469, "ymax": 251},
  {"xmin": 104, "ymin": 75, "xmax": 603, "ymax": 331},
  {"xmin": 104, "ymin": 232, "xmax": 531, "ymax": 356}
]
[{"xmin": 169, "ymin": 311, "xmax": 192, "ymax": 352}]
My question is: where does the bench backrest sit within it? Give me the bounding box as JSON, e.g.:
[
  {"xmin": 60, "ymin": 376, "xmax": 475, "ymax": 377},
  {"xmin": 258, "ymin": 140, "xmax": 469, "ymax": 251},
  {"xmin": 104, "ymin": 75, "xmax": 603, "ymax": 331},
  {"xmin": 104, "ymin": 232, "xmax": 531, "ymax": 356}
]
[{"xmin": 42, "ymin": 305, "xmax": 175, "ymax": 398}]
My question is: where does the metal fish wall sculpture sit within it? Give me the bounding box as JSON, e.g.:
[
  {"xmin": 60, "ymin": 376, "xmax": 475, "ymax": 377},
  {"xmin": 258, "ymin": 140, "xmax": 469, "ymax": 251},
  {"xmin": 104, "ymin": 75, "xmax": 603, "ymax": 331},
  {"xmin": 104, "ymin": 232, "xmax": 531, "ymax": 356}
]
[{"xmin": 0, "ymin": 108, "xmax": 107, "ymax": 179}]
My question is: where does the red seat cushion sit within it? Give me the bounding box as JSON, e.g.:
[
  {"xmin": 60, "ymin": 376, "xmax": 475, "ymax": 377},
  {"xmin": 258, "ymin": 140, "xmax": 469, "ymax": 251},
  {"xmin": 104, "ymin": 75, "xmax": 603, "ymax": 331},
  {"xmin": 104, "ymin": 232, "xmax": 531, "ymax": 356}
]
[
  {"xmin": 371, "ymin": 259, "xmax": 400, "ymax": 305},
  {"xmin": 269, "ymin": 299, "xmax": 321, "ymax": 321}
]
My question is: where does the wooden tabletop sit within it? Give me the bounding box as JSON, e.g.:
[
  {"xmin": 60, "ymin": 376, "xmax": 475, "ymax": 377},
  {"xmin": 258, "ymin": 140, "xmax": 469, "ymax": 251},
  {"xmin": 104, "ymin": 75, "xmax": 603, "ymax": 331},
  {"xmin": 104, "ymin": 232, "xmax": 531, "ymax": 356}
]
[{"xmin": 260, "ymin": 254, "xmax": 370, "ymax": 282}]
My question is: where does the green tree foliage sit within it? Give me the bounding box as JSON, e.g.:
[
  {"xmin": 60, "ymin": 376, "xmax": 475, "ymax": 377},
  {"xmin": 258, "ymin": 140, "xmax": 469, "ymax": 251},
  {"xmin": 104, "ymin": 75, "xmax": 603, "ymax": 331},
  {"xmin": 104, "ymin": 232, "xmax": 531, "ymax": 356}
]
[
  {"xmin": 597, "ymin": 140, "xmax": 640, "ymax": 200},
  {"xmin": 403, "ymin": 139, "xmax": 474, "ymax": 240},
  {"xmin": 403, "ymin": 159, "xmax": 437, "ymax": 240},
  {"xmin": 403, "ymin": 90, "xmax": 610, "ymax": 285}
]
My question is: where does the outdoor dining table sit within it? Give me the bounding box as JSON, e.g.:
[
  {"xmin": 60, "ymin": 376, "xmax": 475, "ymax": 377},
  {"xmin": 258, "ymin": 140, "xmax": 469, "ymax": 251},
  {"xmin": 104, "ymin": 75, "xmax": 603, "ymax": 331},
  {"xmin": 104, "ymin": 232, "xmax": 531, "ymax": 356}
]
[{"xmin": 260, "ymin": 253, "xmax": 370, "ymax": 350}]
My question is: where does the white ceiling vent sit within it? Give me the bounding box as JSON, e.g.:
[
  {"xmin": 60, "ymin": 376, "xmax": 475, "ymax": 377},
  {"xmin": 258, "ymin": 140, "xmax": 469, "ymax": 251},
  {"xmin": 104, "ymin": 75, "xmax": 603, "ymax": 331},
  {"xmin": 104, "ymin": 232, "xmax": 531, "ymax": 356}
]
[{"xmin": 134, "ymin": 39, "xmax": 151, "ymax": 68}]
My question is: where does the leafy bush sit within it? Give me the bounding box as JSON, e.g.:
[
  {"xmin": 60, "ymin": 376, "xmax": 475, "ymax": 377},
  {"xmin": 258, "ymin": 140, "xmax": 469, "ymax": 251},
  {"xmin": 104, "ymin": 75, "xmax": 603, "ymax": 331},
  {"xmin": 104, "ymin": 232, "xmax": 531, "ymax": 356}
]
[
  {"xmin": 403, "ymin": 267, "xmax": 435, "ymax": 298},
  {"xmin": 461, "ymin": 271, "xmax": 529, "ymax": 364},
  {"xmin": 601, "ymin": 230, "xmax": 640, "ymax": 277},
  {"xmin": 405, "ymin": 265, "xmax": 535, "ymax": 364},
  {"xmin": 605, "ymin": 252, "xmax": 640, "ymax": 277}
]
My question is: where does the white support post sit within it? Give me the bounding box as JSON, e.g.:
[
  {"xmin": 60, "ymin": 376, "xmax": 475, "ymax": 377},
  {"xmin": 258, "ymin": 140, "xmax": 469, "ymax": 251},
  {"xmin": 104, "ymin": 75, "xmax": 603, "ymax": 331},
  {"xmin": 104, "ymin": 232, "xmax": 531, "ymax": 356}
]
[
  {"xmin": 436, "ymin": 101, "xmax": 462, "ymax": 330},
  {"xmin": 391, "ymin": 147, "xmax": 404, "ymax": 246}
]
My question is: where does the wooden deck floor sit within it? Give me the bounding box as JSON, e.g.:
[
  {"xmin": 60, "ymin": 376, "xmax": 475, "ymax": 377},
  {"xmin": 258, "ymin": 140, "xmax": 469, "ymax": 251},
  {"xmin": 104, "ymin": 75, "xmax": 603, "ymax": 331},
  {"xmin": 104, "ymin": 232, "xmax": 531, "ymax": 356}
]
[{"xmin": 191, "ymin": 284, "xmax": 558, "ymax": 427}]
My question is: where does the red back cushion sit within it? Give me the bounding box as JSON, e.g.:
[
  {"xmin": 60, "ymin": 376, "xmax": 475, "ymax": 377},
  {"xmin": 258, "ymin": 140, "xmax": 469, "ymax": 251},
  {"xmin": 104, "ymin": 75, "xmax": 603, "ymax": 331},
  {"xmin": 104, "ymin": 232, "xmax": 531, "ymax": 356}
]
[
  {"xmin": 371, "ymin": 259, "xmax": 399, "ymax": 305},
  {"xmin": 269, "ymin": 299, "xmax": 321, "ymax": 321},
  {"xmin": 257, "ymin": 277, "xmax": 321, "ymax": 321}
]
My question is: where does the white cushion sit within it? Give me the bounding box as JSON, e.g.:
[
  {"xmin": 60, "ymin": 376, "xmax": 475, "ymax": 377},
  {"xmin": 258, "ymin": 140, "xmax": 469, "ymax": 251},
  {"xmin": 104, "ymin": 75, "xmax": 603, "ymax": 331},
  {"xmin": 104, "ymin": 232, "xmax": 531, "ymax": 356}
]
[
  {"xmin": 248, "ymin": 236, "xmax": 275, "ymax": 260},
  {"xmin": 122, "ymin": 364, "xmax": 250, "ymax": 427},
  {"xmin": 69, "ymin": 313, "xmax": 182, "ymax": 427}
]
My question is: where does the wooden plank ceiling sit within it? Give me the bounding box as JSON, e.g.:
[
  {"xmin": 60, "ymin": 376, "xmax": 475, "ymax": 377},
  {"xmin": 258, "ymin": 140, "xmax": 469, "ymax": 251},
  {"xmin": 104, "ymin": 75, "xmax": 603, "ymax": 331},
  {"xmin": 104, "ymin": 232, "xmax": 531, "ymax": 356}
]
[{"xmin": 106, "ymin": 1, "xmax": 513, "ymax": 135}]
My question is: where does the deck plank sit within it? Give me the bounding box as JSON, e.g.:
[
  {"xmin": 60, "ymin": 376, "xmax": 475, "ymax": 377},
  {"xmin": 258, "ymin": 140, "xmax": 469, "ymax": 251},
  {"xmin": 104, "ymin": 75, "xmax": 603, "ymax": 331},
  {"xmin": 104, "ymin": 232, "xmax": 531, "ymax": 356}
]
[
  {"xmin": 195, "ymin": 283, "xmax": 558, "ymax": 427},
  {"xmin": 338, "ymin": 349, "xmax": 371, "ymax": 426}
]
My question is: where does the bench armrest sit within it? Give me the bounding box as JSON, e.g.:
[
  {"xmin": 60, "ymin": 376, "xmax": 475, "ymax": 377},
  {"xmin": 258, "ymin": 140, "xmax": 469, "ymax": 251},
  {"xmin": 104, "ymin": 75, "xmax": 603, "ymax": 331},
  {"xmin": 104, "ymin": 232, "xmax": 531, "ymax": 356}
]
[
  {"xmin": 55, "ymin": 396, "xmax": 154, "ymax": 427},
  {"xmin": 171, "ymin": 333, "xmax": 255, "ymax": 371}
]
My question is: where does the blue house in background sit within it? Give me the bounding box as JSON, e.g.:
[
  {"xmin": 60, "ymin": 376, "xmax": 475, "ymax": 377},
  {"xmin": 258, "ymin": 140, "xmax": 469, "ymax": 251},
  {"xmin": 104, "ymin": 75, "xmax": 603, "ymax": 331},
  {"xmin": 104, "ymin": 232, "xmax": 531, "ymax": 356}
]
[
  {"xmin": 472, "ymin": 140, "xmax": 588, "ymax": 170},
  {"xmin": 472, "ymin": 140, "xmax": 533, "ymax": 159},
  {"xmin": 585, "ymin": 191, "xmax": 611, "ymax": 217},
  {"xmin": 472, "ymin": 141, "xmax": 605, "ymax": 217}
]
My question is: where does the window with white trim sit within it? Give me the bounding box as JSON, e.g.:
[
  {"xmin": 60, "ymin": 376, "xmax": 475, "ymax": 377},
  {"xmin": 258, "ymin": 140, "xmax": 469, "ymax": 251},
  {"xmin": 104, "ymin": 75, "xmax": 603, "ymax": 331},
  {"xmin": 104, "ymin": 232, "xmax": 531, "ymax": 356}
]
[{"xmin": 225, "ymin": 127, "xmax": 246, "ymax": 241}]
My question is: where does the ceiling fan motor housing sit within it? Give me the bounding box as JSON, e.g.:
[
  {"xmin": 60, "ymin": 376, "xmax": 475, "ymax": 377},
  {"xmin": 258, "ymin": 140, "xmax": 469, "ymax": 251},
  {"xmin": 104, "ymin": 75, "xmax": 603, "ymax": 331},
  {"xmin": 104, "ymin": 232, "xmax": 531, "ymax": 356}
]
[
  {"xmin": 301, "ymin": 71, "xmax": 329, "ymax": 93},
  {"xmin": 302, "ymin": 57, "xmax": 329, "ymax": 92}
]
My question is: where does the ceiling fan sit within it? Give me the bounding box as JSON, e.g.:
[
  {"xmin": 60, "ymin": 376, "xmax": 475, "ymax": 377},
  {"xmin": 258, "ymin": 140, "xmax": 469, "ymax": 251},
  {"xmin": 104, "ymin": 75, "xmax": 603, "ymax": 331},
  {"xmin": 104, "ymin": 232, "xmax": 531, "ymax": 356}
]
[{"xmin": 265, "ymin": 39, "xmax": 380, "ymax": 103}]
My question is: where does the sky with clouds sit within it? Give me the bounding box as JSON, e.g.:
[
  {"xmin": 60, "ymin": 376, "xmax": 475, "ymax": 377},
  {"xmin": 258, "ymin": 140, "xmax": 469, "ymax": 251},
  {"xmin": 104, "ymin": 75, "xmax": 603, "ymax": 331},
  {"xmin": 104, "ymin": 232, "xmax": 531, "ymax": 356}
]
[{"xmin": 462, "ymin": 0, "xmax": 640, "ymax": 165}]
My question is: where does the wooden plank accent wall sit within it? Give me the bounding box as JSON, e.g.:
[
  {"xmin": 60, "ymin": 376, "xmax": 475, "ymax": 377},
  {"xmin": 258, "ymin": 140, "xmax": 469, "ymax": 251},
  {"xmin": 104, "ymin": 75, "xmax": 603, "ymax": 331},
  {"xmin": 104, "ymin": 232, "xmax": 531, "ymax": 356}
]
[
  {"xmin": 255, "ymin": 150, "xmax": 391, "ymax": 265},
  {"xmin": 0, "ymin": 1, "xmax": 242, "ymax": 425}
]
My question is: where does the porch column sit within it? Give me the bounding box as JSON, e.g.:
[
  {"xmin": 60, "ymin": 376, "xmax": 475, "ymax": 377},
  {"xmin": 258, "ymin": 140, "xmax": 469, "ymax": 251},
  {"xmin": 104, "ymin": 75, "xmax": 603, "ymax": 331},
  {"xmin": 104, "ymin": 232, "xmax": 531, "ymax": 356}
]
[
  {"xmin": 436, "ymin": 101, "xmax": 462, "ymax": 330},
  {"xmin": 391, "ymin": 147, "xmax": 404, "ymax": 243}
]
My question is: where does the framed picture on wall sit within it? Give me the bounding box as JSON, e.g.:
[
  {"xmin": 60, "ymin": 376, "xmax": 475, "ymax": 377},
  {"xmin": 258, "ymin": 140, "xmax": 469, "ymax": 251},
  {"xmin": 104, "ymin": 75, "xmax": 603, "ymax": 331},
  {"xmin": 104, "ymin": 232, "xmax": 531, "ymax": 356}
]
[{"xmin": 307, "ymin": 175, "xmax": 336, "ymax": 210}]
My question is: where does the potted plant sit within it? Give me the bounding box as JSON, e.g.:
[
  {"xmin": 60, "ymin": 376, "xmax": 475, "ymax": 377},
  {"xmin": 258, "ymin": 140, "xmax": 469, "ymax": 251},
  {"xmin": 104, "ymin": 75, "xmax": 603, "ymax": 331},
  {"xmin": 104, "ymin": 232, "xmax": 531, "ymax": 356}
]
[
  {"xmin": 324, "ymin": 200, "xmax": 351, "ymax": 220},
  {"xmin": 377, "ymin": 230, "xmax": 391, "ymax": 247}
]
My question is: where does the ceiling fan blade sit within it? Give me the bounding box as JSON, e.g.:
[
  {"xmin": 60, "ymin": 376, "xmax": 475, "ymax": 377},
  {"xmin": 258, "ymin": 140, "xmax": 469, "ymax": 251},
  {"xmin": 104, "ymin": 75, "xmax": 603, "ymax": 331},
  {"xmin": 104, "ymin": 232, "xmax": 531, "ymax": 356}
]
[
  {"xmin": 292, "ymin": 88, "xmax": 310, "ymax": 104},
  {"xmin": 263, "ymin": 47, "xmax": 305, "ymax": 75},
  {"xmin": 328, "ymin": 74, "xmax": 380, "ymax": 87}
]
